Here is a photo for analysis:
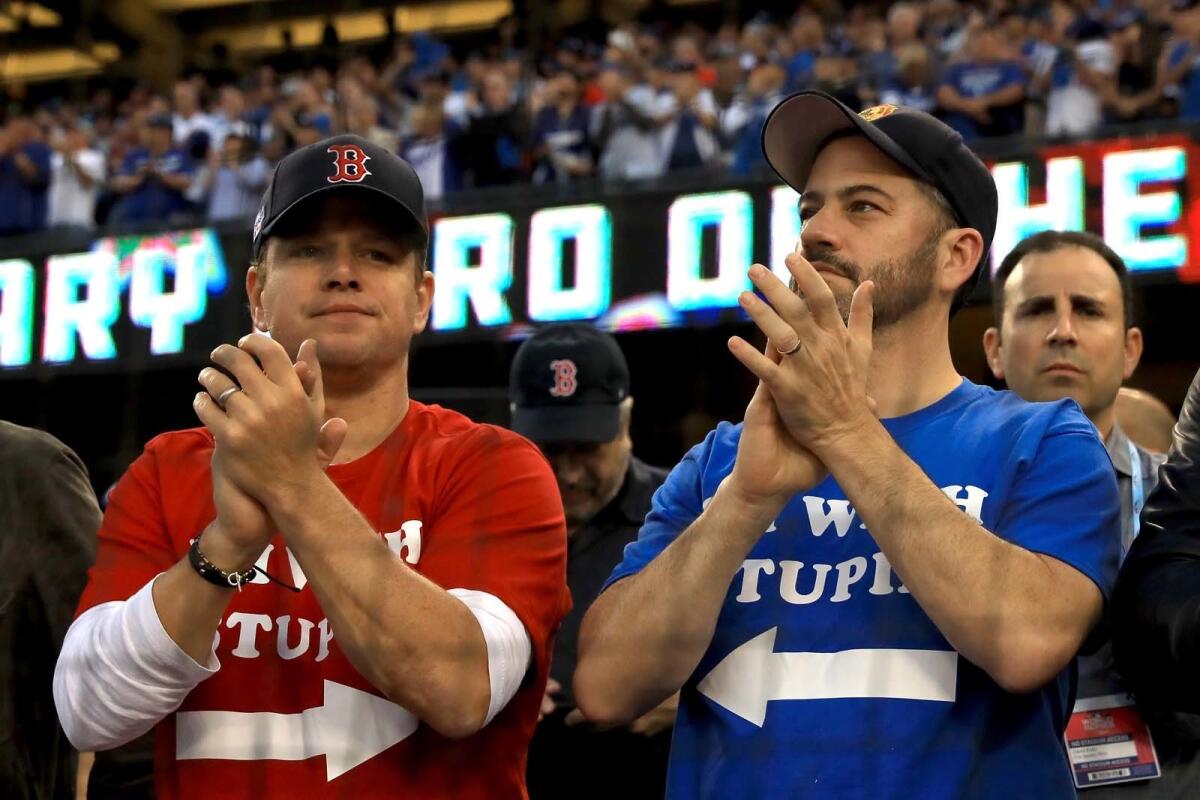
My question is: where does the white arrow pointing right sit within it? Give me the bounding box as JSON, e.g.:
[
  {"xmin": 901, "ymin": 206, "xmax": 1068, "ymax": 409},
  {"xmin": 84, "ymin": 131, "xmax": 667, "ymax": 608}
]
[
  {"xmin": 175, "ymin": 679, "xmax": 419, "ymax": 780},
  {"xmin": 697, "ymin": 627, "xmax": 958, "ymax": 727}
]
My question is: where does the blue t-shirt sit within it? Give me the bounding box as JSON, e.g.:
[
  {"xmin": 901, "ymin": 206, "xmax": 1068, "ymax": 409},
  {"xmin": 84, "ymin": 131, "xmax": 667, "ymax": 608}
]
[
  {"xmin": 531, "ymin": 104, "xmax": 591, "ymax": 184},
  {"xmin": 115, "ymin": 147, "xmax": 195, "ymax": 223},
  {"xmin": 940, "ymin": 60, "xmax": 1026, "ymax": 139},
  {"xmin": 0, "ymin": 142, "xmax": 51, "ymax": 234},
  {"xmin": 603, "ymin": 380, "xmax": 1120, "ymax": 800},
  {"xmin": 1167, "ymin": 40, "xmax": 1200, "ymax": 120}
]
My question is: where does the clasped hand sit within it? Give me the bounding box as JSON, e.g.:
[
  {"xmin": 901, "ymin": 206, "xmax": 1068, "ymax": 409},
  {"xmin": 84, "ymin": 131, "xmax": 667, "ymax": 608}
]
[
  {"xmin": 194, "ymin": 334, "xmax": 348, "ymax": 514},
  {"xmin": 725, "ymin": 250, "xmax": 876, "ymax": 504}
]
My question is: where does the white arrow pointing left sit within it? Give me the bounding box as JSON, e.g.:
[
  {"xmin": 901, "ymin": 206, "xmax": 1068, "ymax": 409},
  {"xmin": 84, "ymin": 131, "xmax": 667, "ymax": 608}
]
[
  {"xmin": 175, "ymin": 679, "xmax": 419, "ymax": 780},
  {"xmin": 697, "ymin": 627, "xmax": 958, "ymax": 727}
]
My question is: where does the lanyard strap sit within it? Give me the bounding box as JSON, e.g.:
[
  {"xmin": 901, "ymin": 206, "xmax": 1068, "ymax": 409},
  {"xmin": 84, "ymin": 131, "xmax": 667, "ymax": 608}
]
[{"xmin": 1128, "ymin": 439, "xmax": 1144, "ymax": 545}]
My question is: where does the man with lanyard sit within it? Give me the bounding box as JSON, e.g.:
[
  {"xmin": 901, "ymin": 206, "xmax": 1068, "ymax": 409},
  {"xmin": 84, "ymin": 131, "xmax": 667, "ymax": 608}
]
[
  {"xmin": 508, "ymin": 323, "xmax": 674, "ymax": 800},
  {"xmin": 573, "ymin": 92, "xmax": 1121, "ymax": 798},
  {"xmin": 54, "ymin": 134, "xmax": 570, "ymax": 797},
  {"xmin": 984, "ymin": 229, "xmax": 1200, "ymax": 796}
]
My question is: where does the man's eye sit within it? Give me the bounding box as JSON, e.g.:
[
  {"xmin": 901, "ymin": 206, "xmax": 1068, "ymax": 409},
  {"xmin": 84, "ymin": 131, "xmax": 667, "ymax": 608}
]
[
  {"xmin": 297, "ymin": 245, "xmax": 321, "ymax": 258},
  {"xmin": 365, "ymin": 249, "xmax": 395, "ymax": 262},
  {"xmin": 849, "ymin": 201, "xmax": 878, "ymax": 213},
  {"xmin": 798, "ymin": 207, "xmax": 816, "ymax": 222}
]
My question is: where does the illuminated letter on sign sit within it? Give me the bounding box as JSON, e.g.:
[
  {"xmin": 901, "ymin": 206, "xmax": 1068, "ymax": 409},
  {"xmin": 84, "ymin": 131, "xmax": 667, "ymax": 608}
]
[
  {"xmin": 42, "ymin": 252, "xmax": 120, "ymax": 363},
  {"xmin": 770, "ymin": 186, "xmax": 801, "ymax": 284},
  {"xmin": 1104, "ymin": 147, "xmax": 1186, "ymax": 271},
  {"xmin": 528, "ymin": 204, "xmax": 612, "ymax": 322},
  {"xmin": 991, "ymin": 157, "xmax": 1084, "ymax": 272},
  {"xmin": 432, "ymin": 213, "xmax": 514, "ymax": 330},
  {"xmin": 129, "ymin": 240, "xmax": 217, "ymax": 355},
  {"xmin": 0, "ymin": 259, "xmax": 34, "ymax": 368},
  {"xmin": 667, "ymin": 191, "xmax": 753, "ymax": 311}
]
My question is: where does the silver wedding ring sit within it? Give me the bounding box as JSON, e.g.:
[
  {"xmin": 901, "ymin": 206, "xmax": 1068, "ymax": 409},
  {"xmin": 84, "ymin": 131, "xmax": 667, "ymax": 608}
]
[
  {"xmin": 216, "ymin": 386, "xmax": 242, "ymax": 409},
  {"xmin": 777, "ymin": 341, "xmax": 802, "ymax": 357}
]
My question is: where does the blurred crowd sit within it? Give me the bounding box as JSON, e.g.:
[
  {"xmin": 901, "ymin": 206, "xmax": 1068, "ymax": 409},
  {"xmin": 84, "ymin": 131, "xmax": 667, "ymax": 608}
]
[{"xmin": 2, "ymin": 0, "xmax": 1200, "ymax": 237}]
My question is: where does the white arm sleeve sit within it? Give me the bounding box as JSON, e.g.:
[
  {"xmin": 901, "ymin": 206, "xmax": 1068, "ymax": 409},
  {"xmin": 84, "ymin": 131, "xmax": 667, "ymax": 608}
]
[
  {"xmin": 447, "ymin": 589, "xmax": 532, "ymax": 725},
  {"xmin": 53, "ymin": 574, "xmax": 218, "ymax": 751}
]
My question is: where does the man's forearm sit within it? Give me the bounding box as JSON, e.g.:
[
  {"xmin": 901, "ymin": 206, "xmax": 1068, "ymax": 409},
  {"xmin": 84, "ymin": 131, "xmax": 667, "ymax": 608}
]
[
  {"xmin": 820, "ymin": 419, "xmax": 1100, "ymax": 691},
  {"xmin": 266, "ymin": 474, "xmax": 492, "ymax": 738},
  {"xmin": 152, "ymin": 521, "xmax": 252, "ymax": 664},
  {"xmin": 575, "ymin": 477, "xmax": 782, "ymax": 725}
]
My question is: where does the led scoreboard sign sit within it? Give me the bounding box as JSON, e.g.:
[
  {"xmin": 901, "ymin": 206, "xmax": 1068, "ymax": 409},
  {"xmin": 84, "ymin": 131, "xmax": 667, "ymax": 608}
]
[{"xmin": 1, "ymin": 132, "xmax": 1197, "ymax": 377}]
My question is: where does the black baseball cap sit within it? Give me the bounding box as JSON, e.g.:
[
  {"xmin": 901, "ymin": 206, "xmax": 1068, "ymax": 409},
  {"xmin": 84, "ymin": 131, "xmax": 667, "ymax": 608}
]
[
  {"xmin": 509, "ymin": 324, "xmax": 630, "ymax": 445},
  {"xmin": 761, "ymin": 91, "xmax": 998, "ymax": 310},
  {"xmin": 252, "ymin": 133, "xmax": 427, "ymax": 259}
]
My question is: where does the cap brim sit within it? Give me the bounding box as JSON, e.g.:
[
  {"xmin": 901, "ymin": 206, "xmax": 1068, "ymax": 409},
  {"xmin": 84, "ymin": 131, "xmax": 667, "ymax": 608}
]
[
  {"xmin": 511, "ymin": 404, "xmax": 621, "ymax": 445},
  {"xmin": 256, "ymin": 182, "xmax": 427, "ymax": 256},
  {"xmin": 761, "ymin": 91, "xmax": 931, "ymax": 194}
]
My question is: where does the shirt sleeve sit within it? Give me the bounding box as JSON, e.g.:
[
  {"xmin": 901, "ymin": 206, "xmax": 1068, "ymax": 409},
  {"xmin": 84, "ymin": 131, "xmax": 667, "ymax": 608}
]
[
  {"xmin": 992, "ymin": 403, "xmax": 1122, "ymax": 600},
  {"xmin": 601, "ymin": 424, "xmax": 727, "ymax": 592},
  {"xmin": 427, "ymin": 427, "xmax": 570, "ymax": 685}
]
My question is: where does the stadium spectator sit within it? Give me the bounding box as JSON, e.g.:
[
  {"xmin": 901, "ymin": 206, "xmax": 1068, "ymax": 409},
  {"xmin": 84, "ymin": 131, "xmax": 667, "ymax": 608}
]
[
  {"xmin": 1155, "ymin": 0, "xmax": 1200, "ymax": 121},
  {"xmin": 1116, "ymin": 386, "xmax": 1179, "ymax": 455},
  {"xmin": 878, "ymin": 42, "xmax": 940, "ymax": 113},
  {"xmin": 462, "ymin": 71, "xmax": 527, "ymax": 187},
  {"xmin": 591, "ymin": 63, "xmax": 664, "ymax": 181},
  {"xmin": 938, "ymin": 27, "xmax": 1028, "ymax": 139},
  {"xmin": 400, "ymin": 100, "xmax": 464, "ymax": 200},
  {"xmin": 47, "ymin": 122, "xmax": 104, "ymax": 231},
  {"xmin": 531, "ymin": 69, "xmax": 594, "ymax": 184},
  {"xmin": 346, "ymin": 96, "xmax": 399, "ymax": 153},
  {"xmin": 0, "ymin": 115, "xmax": 52, "ymax": 235},
  {"xmin": 172, "ymin": 80, "xmax": 215, "ymax": 154},
  {"xmin": 723, "ymin": 60, "xmax": 787, "ymax": 175},
  {"xmin": 509, "ymin": 325, "xmax": 674, "ymax": 800},
  {"xmin": 188, "ymin": 125, "xmax": 270, "ymax": 223},
  {"xmin": 861, "ymin": 2, "xmax": 933, "ymax": 104},
  {"xmin": 1103, "ymin": 11, "xmax": 1169, "ymax": 124},
  {"xmin": 785, "ymin": 13, "xmax": 824, "ymax": 90},
  {"xmin": 659, "ymin": 62, "xmax": 721, "ymax": 173},
  {"xmin": 810, "ymin": 39, "xmax": 864, "ymax": 110},
  {"xmin": 208, "ymin": 85, "xmax": 249, "ymax": 151},
  {"xmin": 1041, "ymin": 15, "xmax": 1117, "ymax": 137},
  {"xmin": 109, "ymin": 113, "xmax": 196, "ymax": 227}
]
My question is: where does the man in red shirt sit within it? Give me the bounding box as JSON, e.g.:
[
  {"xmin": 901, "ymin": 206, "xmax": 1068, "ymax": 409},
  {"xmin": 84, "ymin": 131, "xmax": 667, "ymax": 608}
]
[{"xmin": 54, "ymin": 134, "xmax": 570, "ymax": 798}]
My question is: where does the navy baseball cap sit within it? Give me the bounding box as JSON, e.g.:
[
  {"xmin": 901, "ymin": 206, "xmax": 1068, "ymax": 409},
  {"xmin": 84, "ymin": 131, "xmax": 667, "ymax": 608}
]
[
  {"xmin": 252, "ymin": 133, "xmax": 427, "ymax": 259},
  {"xmin": 761, "ymin": 91, "xmax": 998, "ymax": 311},
  {"xmin": 509, "ymin": 324, "xmax": 630, "ymax": 445}
]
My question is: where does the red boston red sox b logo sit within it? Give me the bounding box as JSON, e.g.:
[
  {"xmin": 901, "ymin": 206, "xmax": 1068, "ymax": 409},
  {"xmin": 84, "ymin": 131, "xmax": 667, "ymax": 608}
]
[
  {"xmin": 549, "ymin": 359, "xmax": 578, "ymax": 398},
  {"xmin": 327, "ymin": 144, "xmax": 372, "ymax": 183}
]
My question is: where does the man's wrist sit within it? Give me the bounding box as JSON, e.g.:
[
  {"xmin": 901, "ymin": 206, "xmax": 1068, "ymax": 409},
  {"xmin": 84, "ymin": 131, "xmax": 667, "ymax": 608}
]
[
  {"xmin": 199, "ymin": 522, "xmax": 263, "ymax": 573},
  {"xmin": 807, "ymin": 412, "xmax": 886, "ymax": 463},
  {"xmin": 260, "ymin": 467, "xmax": 330, "ymax": 524}
]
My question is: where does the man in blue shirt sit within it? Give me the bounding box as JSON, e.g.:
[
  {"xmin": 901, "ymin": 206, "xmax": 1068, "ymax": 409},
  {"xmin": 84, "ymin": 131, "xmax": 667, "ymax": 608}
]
[
  {"xmin": 0, "ymin": 115, "xmax": 52, "ymax": 235},
  {"xmin": 110, "ymin": 113, "xmax": 195, "ymax": 226},
  {"xmin": 937, "ymin": 28, "xmax": 1028, "ymax": 139},
  {"xmin": 574, "ymin": 92, "xmax": 1121, "ymax": 799}
]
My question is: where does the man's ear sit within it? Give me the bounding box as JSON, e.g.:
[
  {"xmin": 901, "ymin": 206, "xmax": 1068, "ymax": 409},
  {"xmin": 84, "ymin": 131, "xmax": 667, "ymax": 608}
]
[
  {"xmin": 1123, "ymin": 326, "xmax": 1144, "ymax": 381},
  {"xmin": 982, "ymin": 327, "xmax": 1005, "ymax": 380},
  {"xmin": 246, "ymin": 264, "xmax": 269, "ymax": 332},
  {"xmin": 412, "ymin": 269, "xmax": 434, "ymax": 335},
  {"xmin": 941, "ymin": 228, "xmax": 985, "ymax": 299}
]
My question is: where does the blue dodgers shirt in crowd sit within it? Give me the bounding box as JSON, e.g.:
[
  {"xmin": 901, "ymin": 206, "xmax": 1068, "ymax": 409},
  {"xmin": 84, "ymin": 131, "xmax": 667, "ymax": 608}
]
[{"xmin": 603, "ymin": 379, "xmax": 1121, "ymax": 799}]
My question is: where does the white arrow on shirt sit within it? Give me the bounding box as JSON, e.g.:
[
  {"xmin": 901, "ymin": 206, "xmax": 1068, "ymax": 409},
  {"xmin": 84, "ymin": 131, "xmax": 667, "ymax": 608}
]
[
  {"xmin": 696, "ymin": 627, "xmax": 959, "ymax": 727},
  {"xmin": 175, "ymin": 680, "xmax": 418, "ymax": 780}
]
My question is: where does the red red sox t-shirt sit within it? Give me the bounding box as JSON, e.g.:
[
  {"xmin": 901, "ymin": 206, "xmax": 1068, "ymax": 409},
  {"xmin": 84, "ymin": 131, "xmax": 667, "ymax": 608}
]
[{"xmin": 77, "ymin": 401, "xmax": 570, "ymax": 798}]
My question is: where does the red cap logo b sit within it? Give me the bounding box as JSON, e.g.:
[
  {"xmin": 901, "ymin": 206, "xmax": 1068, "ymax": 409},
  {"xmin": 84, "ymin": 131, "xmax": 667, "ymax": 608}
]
[
  {"xmin": 549, "ymin": 359, "xmax": 578, "ymax": 398},
  {"xmin": 327, "ymin": 144, "xmax": 372, "ymax": 183}
]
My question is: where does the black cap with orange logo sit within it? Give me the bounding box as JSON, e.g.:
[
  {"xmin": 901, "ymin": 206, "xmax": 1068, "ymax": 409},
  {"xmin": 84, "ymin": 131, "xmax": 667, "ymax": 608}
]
[{"xmin": 761, "ymin": 91, "xmax": 998, "ymax": 310}]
